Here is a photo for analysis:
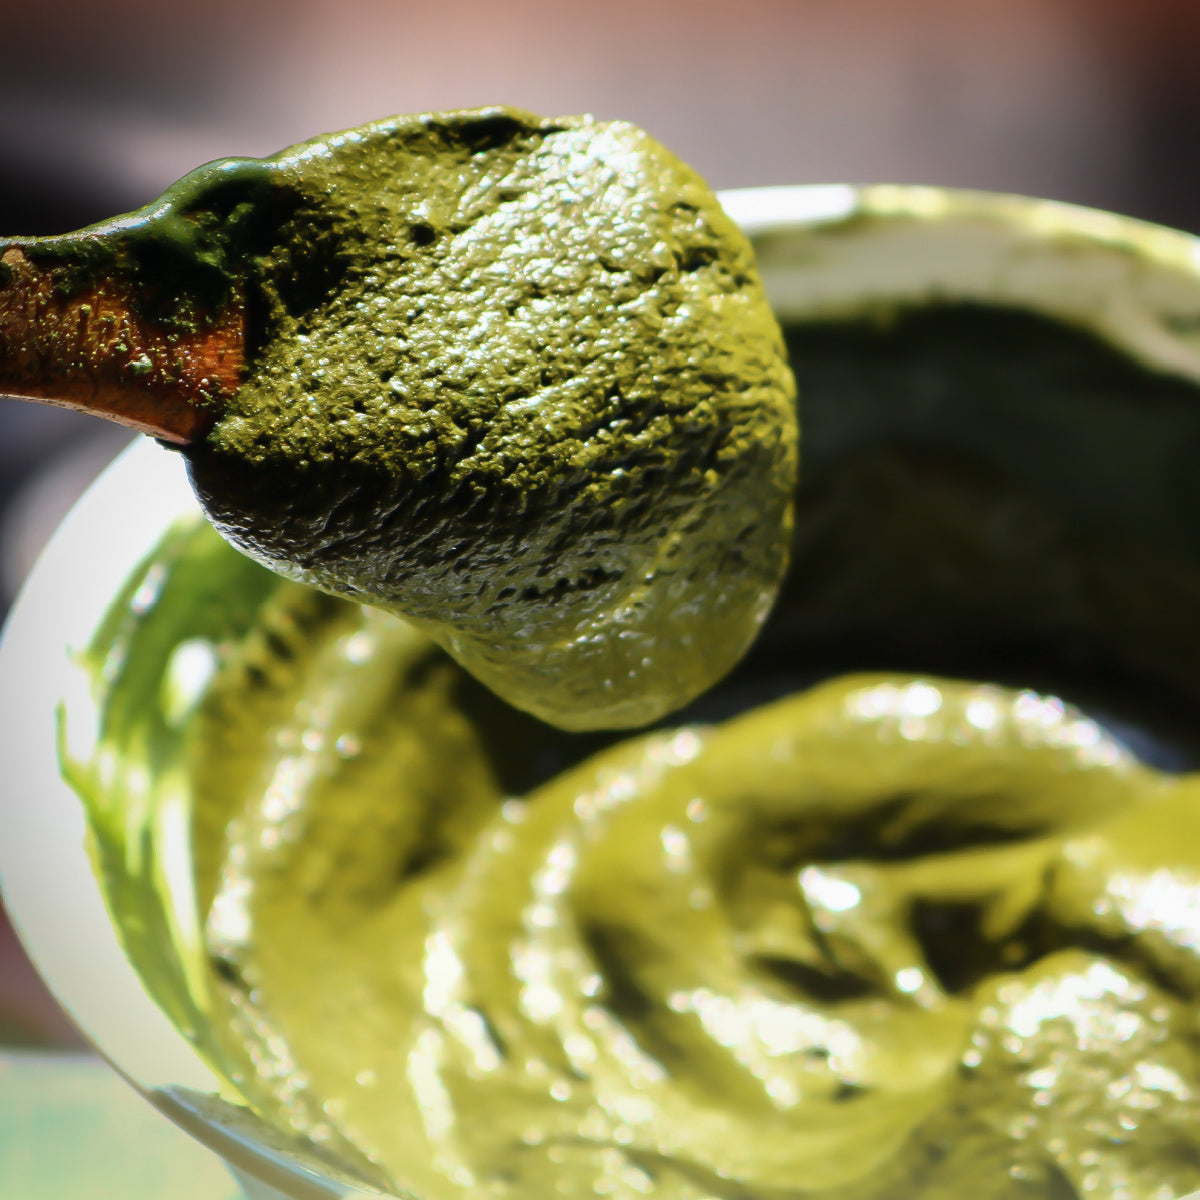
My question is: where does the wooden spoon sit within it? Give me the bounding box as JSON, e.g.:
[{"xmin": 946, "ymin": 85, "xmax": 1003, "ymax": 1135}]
[{"xmin": 0, "ymin": 239, "xmax": 241, "ymax": 445}]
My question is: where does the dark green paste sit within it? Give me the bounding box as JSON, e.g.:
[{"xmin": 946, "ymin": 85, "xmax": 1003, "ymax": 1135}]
[
  {"xmin": 22, "ymin": 108, "xmax": 797, "ymax": 731},
  {"xmin": 61, "ymin": 285, "xmax": 1200, "ymax": 1197},
  {"xmin": 67, "ymin": 510, "xmax": 1200, "ymax": 1200},
  {"xmin": 191, "ymin": 661, "xmax": 1200, "ymax": 1200}
]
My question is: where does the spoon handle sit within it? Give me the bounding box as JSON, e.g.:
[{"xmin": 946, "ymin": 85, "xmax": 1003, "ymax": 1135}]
[{"xmin": 0, "ymin": 242, "xmax": 242, "ymax": 445}]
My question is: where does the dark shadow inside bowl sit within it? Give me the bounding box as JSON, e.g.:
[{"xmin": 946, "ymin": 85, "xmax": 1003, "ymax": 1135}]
[
  {"xmin": 667, "ymin": 303, "xmax": 1200, "ymax": 773},
  {"xmin": 438, "ymin": 299, "xmax": 1200, "ymax": 793}
]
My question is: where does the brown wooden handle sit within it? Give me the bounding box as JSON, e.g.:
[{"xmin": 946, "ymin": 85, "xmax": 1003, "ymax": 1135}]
[{"xmin": 0, "ymin": 244, "xmax": 244, "ymax": 446}]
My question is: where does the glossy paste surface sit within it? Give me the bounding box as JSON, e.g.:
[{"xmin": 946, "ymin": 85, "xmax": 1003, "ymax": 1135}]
[
  {"xmin": 66, "ymin": 510, "xmax": 1200, "ymax": 1200},
  {"xmin": 56, "ymin": 199, "xmax": 1200, "ymax": 1198}
]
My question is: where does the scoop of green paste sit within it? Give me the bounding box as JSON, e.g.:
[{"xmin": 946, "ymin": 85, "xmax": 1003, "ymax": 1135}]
[{"xmin": 148, "ymin": 107, "xmax": 796, "ymax": 730}]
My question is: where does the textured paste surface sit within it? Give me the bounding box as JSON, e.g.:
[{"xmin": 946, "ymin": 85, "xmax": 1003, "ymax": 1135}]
[
  {"xmin": 167, "ymin": 108, "xmax": 797, "ymax": 729},
  {"xmin": 67, "ymin": 514, "xmax": 1200, "ymax": 1200}
]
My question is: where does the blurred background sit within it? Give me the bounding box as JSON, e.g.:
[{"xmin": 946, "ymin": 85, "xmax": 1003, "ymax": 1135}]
[{"xmin": 2, "ymin": 0, "xmax": 1200, "ymax": 1051}]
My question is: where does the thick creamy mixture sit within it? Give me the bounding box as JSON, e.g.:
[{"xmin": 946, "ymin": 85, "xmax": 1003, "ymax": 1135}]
[
  {"xmin": 5, "ymin": 107, "xmax": 796, "ymax": 731},
  {"xmin": 53, "ymin": 163, "xmax": 1200, "ymax": 1199},
  {"xmin": 184, "ymin": 111, "xmax": 797, "ymax": 733},
  {"xmin": 70, "ymin": 517, "xmax": 1200, "ymax": 1200}
]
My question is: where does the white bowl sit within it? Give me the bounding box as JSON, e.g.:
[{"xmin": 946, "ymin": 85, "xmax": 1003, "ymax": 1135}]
[{"xmin": 5, "ymin": 185, "xmax": 1200, "ymax": 1199}]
